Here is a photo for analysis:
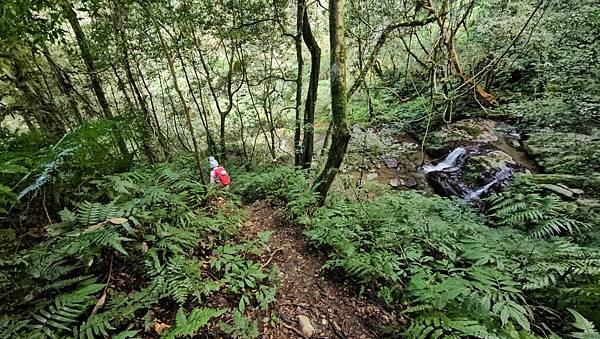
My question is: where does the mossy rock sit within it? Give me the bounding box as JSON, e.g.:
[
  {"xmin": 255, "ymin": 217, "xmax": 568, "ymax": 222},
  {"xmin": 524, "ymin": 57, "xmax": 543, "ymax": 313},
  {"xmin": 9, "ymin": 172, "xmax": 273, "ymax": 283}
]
[{"xmin": 523, "ymin": 130, "xmax": 600, "ymax": 174}]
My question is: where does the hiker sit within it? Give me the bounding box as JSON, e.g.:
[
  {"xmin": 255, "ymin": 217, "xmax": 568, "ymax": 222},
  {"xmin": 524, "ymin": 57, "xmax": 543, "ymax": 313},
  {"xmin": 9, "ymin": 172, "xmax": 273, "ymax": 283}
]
[{"xmin": 209, "ymin": 156, "xmax": 231, "ymax": 187}]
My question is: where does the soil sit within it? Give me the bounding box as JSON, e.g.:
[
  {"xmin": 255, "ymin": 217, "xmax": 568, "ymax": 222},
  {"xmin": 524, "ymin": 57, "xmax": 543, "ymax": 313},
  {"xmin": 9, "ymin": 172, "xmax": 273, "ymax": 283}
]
[{"xmin": 242, "ymin": 200, "xmax": 398, "ymax": 339}]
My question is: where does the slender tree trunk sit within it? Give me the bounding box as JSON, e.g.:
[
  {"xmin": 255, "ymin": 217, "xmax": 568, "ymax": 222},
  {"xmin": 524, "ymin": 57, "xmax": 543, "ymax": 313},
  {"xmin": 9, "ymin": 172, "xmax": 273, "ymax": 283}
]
[
  {"xmin": 135, "ymin": 62, "xmax": 169, "ymax": 157},
  {"xmin": 151, "ymin": 14, "xmax": 205, "ymax": 185},
  {"xmin": 111, "ymin": 65, "xmax": 134, "ymax": 110},
  {"xmin": 111, "ymin": 1, "xmax": 161, "ymax": 161},
  {"xmin": 313, "ymin": 0, "xmax": 351, "ymax": 205},
  {"xmin": 63, "ymin": 3, "xmax": 130, "ymax": 160},
  {"xmin": 177, "ymin": 49, "xmax": 217, "ymax": 156},
  {"xmin": 190, "ymin": 60, "xmax": 218, "ymax": 154},
  {"xmin": 41, "ymin": 46, "xmax": 84, "ymax": 125},
  {"xmin": 301, "ymin": 6, "xmax": 321, "ymax": 169},
  {"xmin": 293, "ymin": 0, "xmax": 304, "ymax": 167}
]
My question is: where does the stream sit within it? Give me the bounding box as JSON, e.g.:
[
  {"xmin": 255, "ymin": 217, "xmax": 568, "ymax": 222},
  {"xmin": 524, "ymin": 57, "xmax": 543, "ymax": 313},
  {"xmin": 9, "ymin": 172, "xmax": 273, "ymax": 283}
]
[{"xmin": 345, "ymin": 119, "xmax": 539, "ymax": 201}]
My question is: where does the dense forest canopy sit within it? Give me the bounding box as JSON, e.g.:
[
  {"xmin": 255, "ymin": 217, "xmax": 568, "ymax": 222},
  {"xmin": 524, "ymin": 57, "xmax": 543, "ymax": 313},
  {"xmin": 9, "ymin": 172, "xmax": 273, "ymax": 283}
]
[{"xmin": 1, "ymin": 0, "xmax": 599, "ymax": 338}]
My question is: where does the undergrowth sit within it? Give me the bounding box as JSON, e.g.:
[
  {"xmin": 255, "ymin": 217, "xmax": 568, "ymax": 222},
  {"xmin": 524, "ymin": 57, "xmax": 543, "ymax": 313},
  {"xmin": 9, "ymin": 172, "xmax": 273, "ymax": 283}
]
[
  {"xmin": 301, "ymin": 192, "xmax": 600, "ymax": 337},
  {"xmin": 0, "ymin": 162, "xmax": 278, "ymax": 338},
  {"xmin": 235, "ymin": 166, "xmax": 599, "ymax": 338}
]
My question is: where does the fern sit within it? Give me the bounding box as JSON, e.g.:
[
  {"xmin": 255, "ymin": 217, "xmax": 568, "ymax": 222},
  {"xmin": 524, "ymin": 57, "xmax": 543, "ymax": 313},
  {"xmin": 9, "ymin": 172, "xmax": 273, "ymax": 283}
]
[
  {"xmin": 148, "ymin": 254, "xmax": 210, "ymax": 304},
  {"xmin": 568, "ymin": 309, "xmax": 600, "ymax": 339},
  {"xmin": 31, "ymin": 279, "xmax": 104, "ymax": 336},
  {"xmin": 489, "ymin": 192, "xmax": 587, "ymax": 238},
  {"xmin": 162, "ymin": 307, "xmax": 225, "ymax": 338}
]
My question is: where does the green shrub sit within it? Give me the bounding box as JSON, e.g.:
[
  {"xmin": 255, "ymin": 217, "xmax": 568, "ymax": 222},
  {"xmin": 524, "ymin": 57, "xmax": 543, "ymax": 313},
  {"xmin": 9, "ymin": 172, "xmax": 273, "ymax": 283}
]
[{"xmin": 303, "ymin": 192, "xmax": 600, "ymax": 337}]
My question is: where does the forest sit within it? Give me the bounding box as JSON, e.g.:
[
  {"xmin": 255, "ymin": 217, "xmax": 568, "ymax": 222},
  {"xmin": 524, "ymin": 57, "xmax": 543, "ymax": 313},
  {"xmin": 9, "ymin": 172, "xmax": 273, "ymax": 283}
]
[{"xmin": 1, "ymin": 0, "xmax": 599, "ymax": 338}]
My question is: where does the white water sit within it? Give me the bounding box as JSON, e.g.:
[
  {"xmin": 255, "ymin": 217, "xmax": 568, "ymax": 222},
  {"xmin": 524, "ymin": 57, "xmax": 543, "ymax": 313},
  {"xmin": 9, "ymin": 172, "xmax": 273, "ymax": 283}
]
[
  {"xmin": 422, "ymin": 147, "xmax": 467, "ymax": 173},
  {"xmin": 464, "ymin": 166, "xmax": 513, "ymax": 201}
]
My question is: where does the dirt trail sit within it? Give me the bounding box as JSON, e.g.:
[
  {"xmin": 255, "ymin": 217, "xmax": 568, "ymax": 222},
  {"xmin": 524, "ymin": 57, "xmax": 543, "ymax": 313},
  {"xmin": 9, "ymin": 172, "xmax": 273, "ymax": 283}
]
[{"xmin": 243, "ymin": 201, "xmax": 397, "ymax": 339}]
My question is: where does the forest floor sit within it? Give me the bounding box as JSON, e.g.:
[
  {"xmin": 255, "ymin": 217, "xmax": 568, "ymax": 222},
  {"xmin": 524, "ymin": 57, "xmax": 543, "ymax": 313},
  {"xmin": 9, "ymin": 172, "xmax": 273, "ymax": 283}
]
[{"xmin": 242, "ymin": 201, "xmax": 399, "ymax": 339}]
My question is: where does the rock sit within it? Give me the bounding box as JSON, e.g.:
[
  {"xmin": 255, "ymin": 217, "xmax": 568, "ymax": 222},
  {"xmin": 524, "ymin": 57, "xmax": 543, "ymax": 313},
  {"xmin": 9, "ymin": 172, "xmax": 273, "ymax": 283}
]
[
  {"xmin": 541, "ymin": 184, "xmax": 575, "ymax": 198},
  {"xmin": 523, "ymin": 130, "xmax": 600, "ymax": 174},
  {"xmin": 383, "ymin": 157, "xmax": 398, "ymax": 168},
  {"xmin": 427, "ymin": 119, "xmax": 499, "ymax": 153},
  {"xmin": 403, "ymin": 177, "xmax": 418, "ymax": 188},
  {"xmin": 366, "ymin": 172, "xmax": 378, "ymax": 181},
  {"xmin": 297, "ymin": 315, "xmax": 315, "ymax": 338},
  {"xmin": 389, "ymin": 177, "xmax": 418, "ymax": 189},
  {"xmin": 425, "ymin": 147, "xmax": 521, "ymax": 199},
  {"xmin": 571, "ymin": 188, "xmax": 585, "ymax": 195}
]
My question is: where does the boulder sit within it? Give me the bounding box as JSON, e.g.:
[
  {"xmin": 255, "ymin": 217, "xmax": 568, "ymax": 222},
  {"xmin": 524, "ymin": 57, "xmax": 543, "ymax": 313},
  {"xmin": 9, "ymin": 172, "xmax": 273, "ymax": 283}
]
[
  {"xmin": 383, "ymin": 157, "xmax": 398, "ymax": 168},
  {"xmin": 541, "ymin": 183, "xmax": 577, "ymax": 199},
  {"xmin": 523, "ymin": 130, "xmax": 600, "ymax": 175},
  {"xmin": 424, "ymin": 147, "xmax": 522, "ymax": 200},
  {"xmin": 389, "ymin": 179, "xmax": 401, "ymax": 188},
  {"xmin": 389, "ymin": 177, "xmax": 418, "ymax": 189}
]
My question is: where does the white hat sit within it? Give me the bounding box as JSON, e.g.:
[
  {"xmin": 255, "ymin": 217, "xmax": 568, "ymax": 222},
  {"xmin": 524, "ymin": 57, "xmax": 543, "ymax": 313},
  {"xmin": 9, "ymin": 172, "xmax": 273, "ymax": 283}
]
[{"xmin": 208, "ymin": 156, "xmax": 219, "ymax": 169}]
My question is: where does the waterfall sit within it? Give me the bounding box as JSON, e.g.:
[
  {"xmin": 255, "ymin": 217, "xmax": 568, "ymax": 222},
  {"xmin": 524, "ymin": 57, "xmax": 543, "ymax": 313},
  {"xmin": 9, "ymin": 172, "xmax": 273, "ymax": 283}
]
[
  {"xmin": 464, "ymin": 166, "xmax": 513, "ymax": 201},
  {"xmin": 422, "ymin": 147, "xmax": 467, "ymax": 173}
]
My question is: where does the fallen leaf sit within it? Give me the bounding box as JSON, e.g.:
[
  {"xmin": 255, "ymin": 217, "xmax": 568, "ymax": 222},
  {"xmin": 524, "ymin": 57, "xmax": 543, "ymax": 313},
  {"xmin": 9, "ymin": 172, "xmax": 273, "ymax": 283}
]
[
  {"xmin": 297, "ymin": 315, "xmax": 315, "ymax": 338},
  {"xmin": 153, "ymin": 321, "xmax": 171, "ymax": 334},
  {"xmin": 84, "ymin": 222, "xmax": 106, "ymax": 233},
  {"xmin": 91, "ymin": 291, "xmax": 106, "ymax": 315},
  {"xmin": 109, "ymin": 217, "xmax": 128, "ymax": 225}
]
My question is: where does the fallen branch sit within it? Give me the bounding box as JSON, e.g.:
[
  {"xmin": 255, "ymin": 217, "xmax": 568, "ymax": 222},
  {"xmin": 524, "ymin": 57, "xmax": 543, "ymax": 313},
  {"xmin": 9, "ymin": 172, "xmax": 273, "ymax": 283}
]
[{"xmin": 260, "ymin": 246, "xmax": 286, "ymax": 270}]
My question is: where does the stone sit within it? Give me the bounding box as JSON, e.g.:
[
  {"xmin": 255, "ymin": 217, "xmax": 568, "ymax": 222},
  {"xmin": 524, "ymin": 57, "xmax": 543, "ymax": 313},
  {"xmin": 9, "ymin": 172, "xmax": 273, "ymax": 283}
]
[
  {"xmin": 366, "ymin": 172, "xmax": 378, "ymax": 181},
  {"xmin": 383, "ymin": 157, "xmax": 398, "ymax": 168},
  {"xmin": 389, "ymin": 178, "xmax": 418, "ymax": 189},
  {"xmin": 541, "ymin": 184, "xmax": 574, "ymax": 198},
  {"xmin": 571, "ymin": 188, "xmax": 585, "ymax": 195},
  {"xmin": 297, "ymin": 315, "xmax": 315, "ymax": 338},
  {"xmin": 403, "ymin": 177, "xmax": 418, "ymax": 188}
]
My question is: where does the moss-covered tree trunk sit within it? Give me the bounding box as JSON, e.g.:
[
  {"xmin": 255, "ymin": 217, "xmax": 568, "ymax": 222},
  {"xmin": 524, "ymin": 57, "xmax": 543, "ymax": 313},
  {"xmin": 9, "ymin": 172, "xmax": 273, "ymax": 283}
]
[
  {"xmin": 293, "ymin": 0, "xmax": 304, "ymax": 167},
  {"xmin": 313, "ymin": 0, "xmax": 351, "ymax": 204},
  {"xmin": 301, "ymin": 6, "xmax": 321, "ymax": 169},
  {"xmin": 63, "ymin": 4, "xmax": 130, "ymax": 161}
]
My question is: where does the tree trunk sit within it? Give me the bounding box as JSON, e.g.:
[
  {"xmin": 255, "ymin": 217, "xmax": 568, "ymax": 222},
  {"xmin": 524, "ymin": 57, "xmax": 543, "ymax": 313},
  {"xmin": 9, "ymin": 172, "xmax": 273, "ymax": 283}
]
[
  {"xmin": 301, "ymin": 6, "xmax": 321, "ymax": 169},
  {"xmin": 151, "ymin": 14, "xmax": 205, "ymax": 185},
  {"xmin": 313, "ymin": 0, "xmax": 351, "ymax": 205},
  {"xmin": 293, "ymin": 0, "xmax": 304, "ymax": 167},
  {"xmin": 41, "ymin": 46, "xmax": 84, "ymax": 125},
  {"xmin": 63, "ymin": 3, "xmax": 130, "ymax": 160}
]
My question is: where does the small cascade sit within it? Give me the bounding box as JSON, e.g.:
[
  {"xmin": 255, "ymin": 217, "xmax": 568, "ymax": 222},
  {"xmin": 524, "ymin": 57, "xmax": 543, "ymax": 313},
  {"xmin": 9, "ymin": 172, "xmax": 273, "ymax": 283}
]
[
  {"xmin": 464, "ymin": 166, "xmax": 513, "ymax": 201},
  {"xmin": 421, "ymin": 147, "xmax": 466, "ymax": 173},
  {"xmin": 422, "ymin": 147, "xmax": 520, "ymax": 201}
]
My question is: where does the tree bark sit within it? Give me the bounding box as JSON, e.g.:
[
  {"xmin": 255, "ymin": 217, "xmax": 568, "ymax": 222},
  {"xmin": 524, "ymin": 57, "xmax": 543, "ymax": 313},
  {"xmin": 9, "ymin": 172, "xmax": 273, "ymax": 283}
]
[
  {"xmin": 151, "ymin": 14, "xmax": 205, "ymax": 185},
  {"xmin": 313, "ymin": 0, "xmax": 351, "ymax": 205},
  {"xmin": 41, "ymin": 45, "xmax": 84, "ymax": 125},
  {"xmin": 63, "ymin": 3, "xmax": 130, "ymax": 160},
  {"xmin": 301, "ymin": 6, "xmax": 321, "ymax": 169},
  {"xmin": 293, "ymin": 0, "xmax": 305, "ymax": 167}
]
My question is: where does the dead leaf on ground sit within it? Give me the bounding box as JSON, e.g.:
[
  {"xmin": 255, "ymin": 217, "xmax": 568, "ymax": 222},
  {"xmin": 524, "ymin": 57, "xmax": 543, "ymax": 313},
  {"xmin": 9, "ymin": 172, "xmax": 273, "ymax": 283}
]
[
  {"xmin": 153, "ymin": 321, "xmax": 171, "ymax": 334},
  {"xmin": 298, "ymin": 315, "xmax": 315, "ymax": 338},
  {"xmin": 109, "ymin": 217, "xmax": 128, "ymax": 224}
]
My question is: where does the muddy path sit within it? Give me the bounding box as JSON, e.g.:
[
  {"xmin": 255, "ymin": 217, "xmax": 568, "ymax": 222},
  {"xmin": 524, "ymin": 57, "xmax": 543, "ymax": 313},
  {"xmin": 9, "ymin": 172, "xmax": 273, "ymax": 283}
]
[{"xmin": 243, "ymin": 201, "xmax": 397, "ymax": 338}]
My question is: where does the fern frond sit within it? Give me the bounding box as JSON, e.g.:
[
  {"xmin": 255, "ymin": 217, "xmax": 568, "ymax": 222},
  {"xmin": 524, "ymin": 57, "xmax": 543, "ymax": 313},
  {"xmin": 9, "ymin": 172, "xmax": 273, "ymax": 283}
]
[
  {"xmin": 162, "ymin": 307, "xmax": 225, "ymax": 338},
  {"xmin": 31, "ymin": 279, "xmax": 104, "ymax": 335}
]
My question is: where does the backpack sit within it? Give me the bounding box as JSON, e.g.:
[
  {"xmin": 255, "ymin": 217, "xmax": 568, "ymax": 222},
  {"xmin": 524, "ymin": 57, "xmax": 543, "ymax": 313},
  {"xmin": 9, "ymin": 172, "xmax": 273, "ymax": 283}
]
[{"xmin": 214, "ymin": 167, "xmax": 231, "ymax": 186}]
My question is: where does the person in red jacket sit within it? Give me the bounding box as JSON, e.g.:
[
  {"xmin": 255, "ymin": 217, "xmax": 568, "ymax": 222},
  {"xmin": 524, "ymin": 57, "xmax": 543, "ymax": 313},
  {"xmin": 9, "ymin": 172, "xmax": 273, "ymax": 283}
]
[{"xmin": 208, "ymin": 156, "xmax": 231, "ymax": 187}]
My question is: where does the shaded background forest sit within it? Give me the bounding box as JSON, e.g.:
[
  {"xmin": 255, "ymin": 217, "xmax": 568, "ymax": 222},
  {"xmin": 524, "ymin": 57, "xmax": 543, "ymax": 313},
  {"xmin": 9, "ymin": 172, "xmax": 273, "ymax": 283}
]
[{"xmin": 1, "ymin": 0, "xmax": 599, "ymax": 337}]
